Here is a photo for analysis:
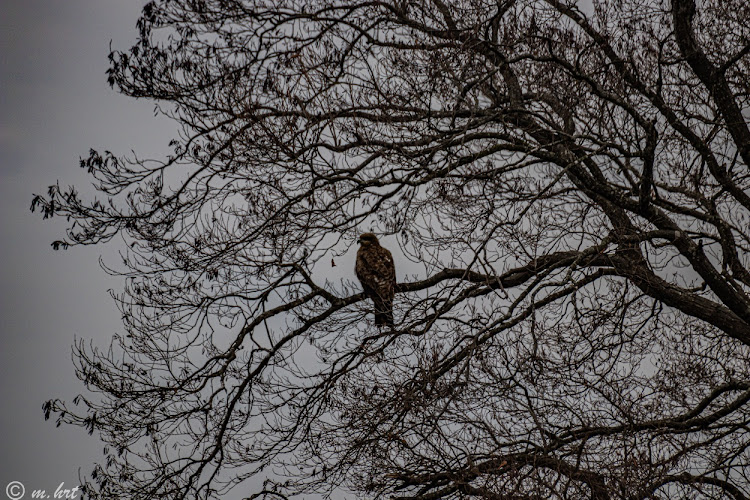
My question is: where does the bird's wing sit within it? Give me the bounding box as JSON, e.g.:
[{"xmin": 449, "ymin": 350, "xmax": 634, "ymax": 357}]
[{"xmin": 371, "ymin": 247, "xmax": 395, "ymax": 296}]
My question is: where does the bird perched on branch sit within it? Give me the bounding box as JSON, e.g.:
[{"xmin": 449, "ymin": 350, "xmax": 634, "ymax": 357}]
[{"xmin": 355, "ymin": 233, "xmax": 396, "ymax": 327}]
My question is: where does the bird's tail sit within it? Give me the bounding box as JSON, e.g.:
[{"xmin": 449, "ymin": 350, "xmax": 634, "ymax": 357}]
[{"xmin": 374, "ymin": 298, "xmax": 394, "ymax": 327}]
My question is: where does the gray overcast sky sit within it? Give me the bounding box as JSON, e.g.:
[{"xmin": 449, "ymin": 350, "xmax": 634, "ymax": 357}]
[
  {"xmin": 0, "ymin": 4, "xmax": 346, "ymax": 498},
  {"xmin": 0, "ymin": 0, "xmax": 173, "ymax": 493}
]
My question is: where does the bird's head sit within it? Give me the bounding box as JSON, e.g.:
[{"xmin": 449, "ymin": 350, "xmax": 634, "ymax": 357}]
[{"xmin": 357, "ymin": 233, "xmax": 380, "ymax": 246}]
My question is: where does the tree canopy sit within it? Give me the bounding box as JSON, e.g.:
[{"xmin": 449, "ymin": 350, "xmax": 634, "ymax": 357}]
[{"xmin": 33, "ymin": 0, "xmax": 750, "ymax": 498}]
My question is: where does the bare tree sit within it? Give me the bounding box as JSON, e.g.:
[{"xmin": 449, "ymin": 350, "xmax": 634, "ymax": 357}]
[{"xmin": 32, "ymin": 0, "xmax": 750, "ymax": 498}]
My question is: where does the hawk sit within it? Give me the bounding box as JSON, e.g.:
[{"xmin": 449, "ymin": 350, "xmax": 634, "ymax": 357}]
[{"xmin": 355, "ymin": 233, "xmax": 396, "ymax": 327}]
